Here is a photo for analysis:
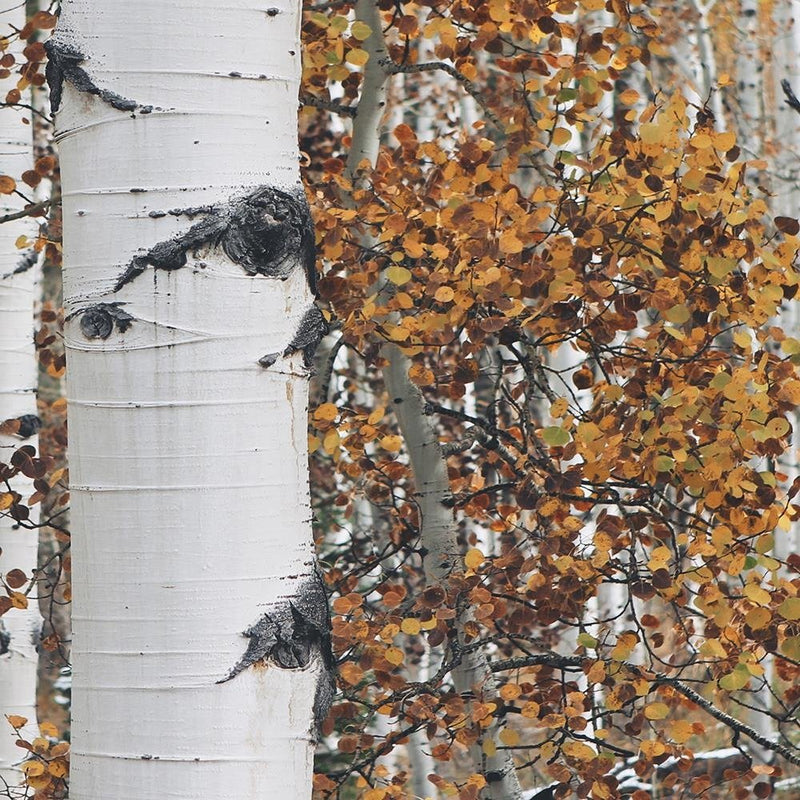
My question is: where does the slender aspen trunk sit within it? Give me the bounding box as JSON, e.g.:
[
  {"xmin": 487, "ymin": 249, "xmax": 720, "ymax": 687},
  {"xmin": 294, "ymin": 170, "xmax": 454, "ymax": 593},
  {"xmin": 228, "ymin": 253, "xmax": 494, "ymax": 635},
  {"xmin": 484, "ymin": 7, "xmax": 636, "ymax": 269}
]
[
  {"xmin": 0, "ymin": 1, "xmax": 41, "ymax": 784},
  {"xmin": 344, "ymin": 5, "xmax": 520, "ymax": 796},
  {"xmin": 384, "ymin": 350, "xmax": 522, "ymax": 800},
  {"xmin": 29, "ymin": 0, "xmax": 71, "ymax": 737},
  {"xmin": 51, "ymin": 3, "xmax": 330, "ymax": 798},
  {"xmin": 735, "ymin": 0, "xmax": 763, "ymax": 159}
]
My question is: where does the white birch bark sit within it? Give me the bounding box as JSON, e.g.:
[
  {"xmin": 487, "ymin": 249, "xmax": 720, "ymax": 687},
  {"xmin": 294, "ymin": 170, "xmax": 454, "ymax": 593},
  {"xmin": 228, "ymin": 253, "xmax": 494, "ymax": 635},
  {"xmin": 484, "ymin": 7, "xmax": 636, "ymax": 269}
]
[
  {"xmin": 0, "ymin": 0, "xmax": 41, "ymax": 784},
  {"xmin": 735, "ymin": 0, "xmax": 763, "ymax": 159},
  {"xmin": 51, "ymin": 3, "xmax": 328, "ymax": 798},
  {"xmin": 773, "ymin": 1, "xmax": 800, "ymax": 573}
]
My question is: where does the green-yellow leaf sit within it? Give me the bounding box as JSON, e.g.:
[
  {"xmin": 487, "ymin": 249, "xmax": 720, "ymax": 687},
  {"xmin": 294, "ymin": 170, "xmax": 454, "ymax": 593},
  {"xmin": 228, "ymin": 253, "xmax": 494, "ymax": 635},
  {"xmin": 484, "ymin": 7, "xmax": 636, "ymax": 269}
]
[
  {"xmin": 351, "ymin": 20, "xmax": 372, "ymax": 39},
  {"xmin": 542, "ymin": 426, "xmax": 570, "ymax": 446},
  {"xmin": 778, "ymin": 597, "xmax": 800, "ymax": 620}
]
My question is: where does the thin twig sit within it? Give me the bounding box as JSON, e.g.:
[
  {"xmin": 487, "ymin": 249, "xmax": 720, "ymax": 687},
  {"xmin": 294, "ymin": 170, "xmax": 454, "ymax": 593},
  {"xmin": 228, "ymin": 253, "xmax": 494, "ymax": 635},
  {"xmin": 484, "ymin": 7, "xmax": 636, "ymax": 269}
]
[
  {"xmin": 0, "ymin": 194, "xmax": 58, "ymax": 225},
  {"xmin": 781, "ymin": 79, "xmax": 800, "ymax": 114},
  {"xmin": 490, "ymin": 654, "xmax": 800, "ymax": 767},
  {"xmin": 380, "ymin": 58, "xmax": 502, "ymax": 129},
  {"xmin": 301, "ymin": 93, "xmax": 357, "ymax": 118}
]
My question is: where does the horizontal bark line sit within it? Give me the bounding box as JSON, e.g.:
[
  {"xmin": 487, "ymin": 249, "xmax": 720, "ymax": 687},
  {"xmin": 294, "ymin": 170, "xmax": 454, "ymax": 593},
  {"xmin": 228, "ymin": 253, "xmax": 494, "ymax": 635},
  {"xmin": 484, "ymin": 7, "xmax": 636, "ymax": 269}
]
[{"xmin": 70, "ymin": 751, "xmax": 313, "ymax": 762}]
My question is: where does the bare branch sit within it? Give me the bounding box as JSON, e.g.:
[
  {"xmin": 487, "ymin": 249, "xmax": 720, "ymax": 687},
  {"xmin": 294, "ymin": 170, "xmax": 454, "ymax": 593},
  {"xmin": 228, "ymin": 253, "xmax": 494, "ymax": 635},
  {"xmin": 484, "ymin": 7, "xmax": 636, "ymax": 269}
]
[
  {"xmin": 301, "ymin": 92, "xmax": 356, "ymax": 118},
  {"xmin": 490, "ymin": 654, "xmax": 800, "ymax": 767},
  {"xmin": 781, "ymin": 79, "xmax": 800, "ymax": 114},
  {"xmin": 0, "ymin": 194, "xmax": 58, "ymax": 225},
  {"xmin": 380, "ymin": 58, "xmax": 502, "ymax": 129}
]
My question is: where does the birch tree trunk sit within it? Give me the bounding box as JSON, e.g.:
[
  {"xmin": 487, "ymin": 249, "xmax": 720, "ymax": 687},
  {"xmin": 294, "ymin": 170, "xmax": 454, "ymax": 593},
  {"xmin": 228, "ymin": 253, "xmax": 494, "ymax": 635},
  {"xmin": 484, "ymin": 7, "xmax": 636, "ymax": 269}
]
[
  {"xmin": 50, "ymin": 3, "xmax": 331, "ymax": 798},
  {"xmin": 0, "ymin": 0, "xmax": 41, "ymax": 784}
]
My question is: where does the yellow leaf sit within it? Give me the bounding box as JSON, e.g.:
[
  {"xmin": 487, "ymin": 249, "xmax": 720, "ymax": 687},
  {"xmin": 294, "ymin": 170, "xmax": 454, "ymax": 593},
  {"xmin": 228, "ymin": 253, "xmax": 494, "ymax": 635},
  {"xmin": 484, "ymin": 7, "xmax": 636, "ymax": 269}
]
[
  {"xmin": 714, "ymin": 130, "xmax": 736, "ymax": 150},
  {"xmin": 552, "ymin": 127, "xmax": 572, "ymax": 146},
  {"xmin": 9, "ymin": 592, "xmax": 27, "ymax": 609},
  {"xmin": 323, "ymin": 429, "xmax": 340, "ymax": 454},
  {"xmin": 498, "ymin": 229, "xmax": 523, "ymax": 254},
  {"xmin": 562, "ymin": 741, "xmax": 596, "ymax": 761},
  {"xmin": 727, "ymin": 209, "xmax": 747, "ymax": 226},
  {"xmin": 498, "ymin": 727, "xmax": 519, "ymax": 746},
  {"xmin": 644, "ymin": 702, "xmax": 670, "ymax": 720},
  {"xmin": 0, "ymin": 175, "xmax": 16, "ymax": 194},
  {"xmin": 668, "ymin": 719, "xmax": 693, "ymax": 744},
  {"xmin": 345, "ymin": 48, "xmax": 369, "ymax": 66},
  {"xmin": 778, "ymin": 597, "xmax": 800, "ymax": 620},
  {"xmin": 640, "ymin": 739, "xmax": 666, "ymax": 758},
  {"xmin": 0, "ymin": 493, "xmax": 13, "ymax": 511},
  {"xmin": 350, "ymin": 20, "xmax": 372, "ymax": 39},
  {"xmin": 520, "ymin": 701, "xmax": 540, "ymax": 718},
  {"xmin": 386, "ymin": 265, "xmax": 412, "ymax": 285},
  {"xmin": 640, "ymin": 122, "xmax": 664, "ymax": 144},
  {"xmin": 380, "ymin": 434, "xmax": 402, "ymax": 452},
  {"xmin": 434, "ymin": 286, "xmax": 455, "ymax": 302},
  {"xmin": 499, "ymin": 683, "xmax": 521, "ymax": 701},
  {"xmin": 367, "ymin": 406, "xmax": 384, "ymax": 425},
  {"xmin": 743, "ymin": 583, "xmax": 771, "ymax": 606},
  {"xmin": 384, "ymin": 646, "xmax": 404, "ymax": 666},
  {"xmin": 48, "ymin": 760, "xmax": 68, "ymax": 778},
  {"xmin": 21, "ymin": 761, "xmax": 44, "ymax": 776},
  {"xmin": 482, "ymin": 739, "xmax": 497, "ymax": 757},
  {"xmin": 400, "ymin": 618, "xmax": 421, "ymax": 635},
  {"xmin": 313, "ymin": 402, "xmax": 338, "ymax": 422},
  {"xmin": 465, "ymin": 548, "xmax": 485, "ymax": 570},
  {"xmin": 5, "ymin": 715, "xmax": 27, "ymax": 729},
  {"xmin": 746, "ymin": 607, "xmax": 771, "ymax": 629}
]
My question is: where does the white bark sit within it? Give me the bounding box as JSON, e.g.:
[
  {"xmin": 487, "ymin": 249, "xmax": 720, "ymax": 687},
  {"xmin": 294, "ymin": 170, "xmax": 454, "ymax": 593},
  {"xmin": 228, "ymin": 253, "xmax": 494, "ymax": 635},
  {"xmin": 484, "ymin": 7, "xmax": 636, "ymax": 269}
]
[
  {"xmin": 52, "ymin": 3, "xmax": 324, "ymax": 798},
  {"xmin": 735, "ymin": 0, "xmax": 763, "ymax": 158},
  {"xmin": 692, "ymin": 0, "xmax": 724, "ymax": 128},
  {"xmin": 0, "ymin": 0, "xmax": 41, "ymax": 784},
  {"xmin": 346, "ymin": 0, "xmax": 388, "ymax": 183}
]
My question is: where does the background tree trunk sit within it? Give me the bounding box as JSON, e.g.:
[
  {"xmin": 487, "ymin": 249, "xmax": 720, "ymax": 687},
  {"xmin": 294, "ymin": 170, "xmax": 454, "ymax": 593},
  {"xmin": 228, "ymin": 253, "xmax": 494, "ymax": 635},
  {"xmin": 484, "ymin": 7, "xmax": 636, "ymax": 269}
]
[{"xmin": 0, "ymin": 0, "xmax": 41, "ymax": 785}]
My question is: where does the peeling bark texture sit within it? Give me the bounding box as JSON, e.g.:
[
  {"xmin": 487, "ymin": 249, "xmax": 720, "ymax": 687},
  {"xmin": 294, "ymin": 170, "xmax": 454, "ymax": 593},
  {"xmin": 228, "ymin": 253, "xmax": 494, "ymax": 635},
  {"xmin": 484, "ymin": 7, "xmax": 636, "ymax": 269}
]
[
  {"xmin": 219, "ymin": 571, "xmax": 335, "ymax": 736},
  {"xmin": 114, "ymin": 185, "xmax": 317, "ymax": 293},
  {"xmin": 76, "ymin": 302, "xmax": 135, "ymax": 340},
  {"xmin": 44, "ymin": 40, "xmax": 138, "ymax": 113},
  {"xmin": 259, "ymin": 305, "xmax": 328, "ymax": 370}
]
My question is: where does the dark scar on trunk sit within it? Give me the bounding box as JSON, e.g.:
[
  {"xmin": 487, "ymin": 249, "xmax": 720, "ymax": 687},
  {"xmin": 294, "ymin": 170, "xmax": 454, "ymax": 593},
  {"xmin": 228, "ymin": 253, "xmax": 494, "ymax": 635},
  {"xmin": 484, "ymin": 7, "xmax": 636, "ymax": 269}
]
[
  {"xmin": 44, "ymin": 40, "xmax": 138, "ymax": 113},
  {"xmin": 0, "ymin": 414, "xmax": 42, "ymax": 439},
  {"xmin": 259, "ymin": 305, "xmax": 328, "ymax": 371},
  {"xmin": 0, "ymin": 622, "xmax": 9, "ymax": 656},
  {"xmin": 71, "ymin": 302, "xmax": 135, "ymax": 340},
  {"xmin": 218, "ymin": 569, "xmax": 336, "ymax": 738},
  {"xmin": 114, "ymin": 185, "xmax": 317, "ymax": 294}
]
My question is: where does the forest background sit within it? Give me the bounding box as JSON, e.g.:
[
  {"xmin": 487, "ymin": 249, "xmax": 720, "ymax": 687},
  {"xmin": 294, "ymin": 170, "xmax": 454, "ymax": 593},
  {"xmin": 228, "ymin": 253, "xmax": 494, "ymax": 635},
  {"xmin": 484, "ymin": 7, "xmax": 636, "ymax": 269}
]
[{"xmin": 2, "ymin": 0, "xmax": 800, "ymax": 798}]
